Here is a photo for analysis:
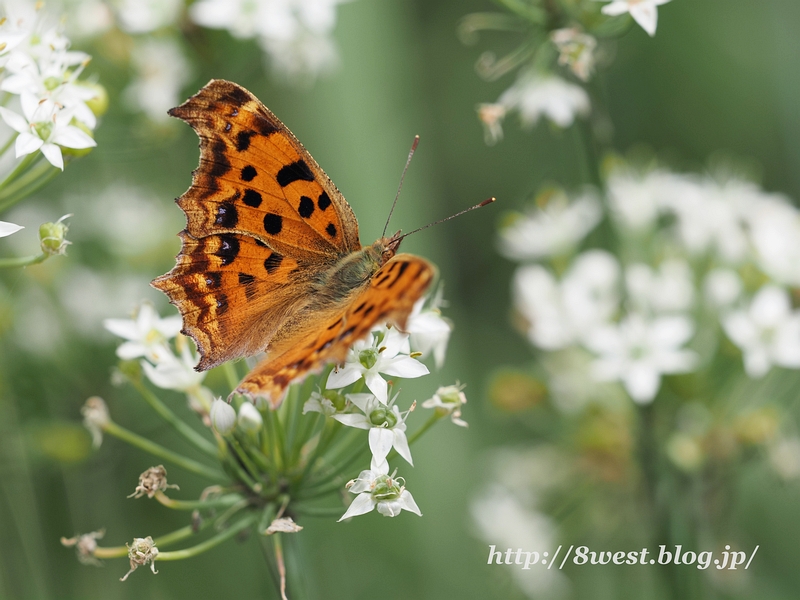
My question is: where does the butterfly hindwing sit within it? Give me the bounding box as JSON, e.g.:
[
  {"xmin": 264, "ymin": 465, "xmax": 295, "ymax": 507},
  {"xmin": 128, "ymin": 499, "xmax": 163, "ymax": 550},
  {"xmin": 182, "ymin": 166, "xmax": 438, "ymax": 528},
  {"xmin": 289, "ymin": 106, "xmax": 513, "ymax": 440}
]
[
  {"xmin": 169, "ymin": 79, "xmax": 360, "ymax": 260},
  {"xmin": 236, "ymin": 254, "xmax": 435, "ymax": 406},
  {"xmin": 152, "ymin": 231, "xmax": 311, "ymax": 369}
]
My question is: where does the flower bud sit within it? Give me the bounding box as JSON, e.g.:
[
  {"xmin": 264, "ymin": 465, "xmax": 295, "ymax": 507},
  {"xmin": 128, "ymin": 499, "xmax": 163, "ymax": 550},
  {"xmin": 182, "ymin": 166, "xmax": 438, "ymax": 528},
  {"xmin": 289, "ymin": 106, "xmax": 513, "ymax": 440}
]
[
  {"xmin": 210, "ymin": 399, "xmax": 235, "ymax": 435},
  {"xmin": 39, "ymin": 215, "xmax": 71, "ymax": 256},
  {"xmin": 237, "ymin": 402, "xmax": 263, "ymax": 432},
  {"xmin": 81, "ymin": 81, "xmax": 109, "ymax": 117}
]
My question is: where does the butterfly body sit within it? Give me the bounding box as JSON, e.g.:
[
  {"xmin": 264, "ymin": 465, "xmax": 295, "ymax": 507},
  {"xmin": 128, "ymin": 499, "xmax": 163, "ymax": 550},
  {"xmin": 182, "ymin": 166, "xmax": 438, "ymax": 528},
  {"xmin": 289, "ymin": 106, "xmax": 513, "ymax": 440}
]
[{"xmin": 152, "ymin": 80, "xmax": 434, "ymax": 407}]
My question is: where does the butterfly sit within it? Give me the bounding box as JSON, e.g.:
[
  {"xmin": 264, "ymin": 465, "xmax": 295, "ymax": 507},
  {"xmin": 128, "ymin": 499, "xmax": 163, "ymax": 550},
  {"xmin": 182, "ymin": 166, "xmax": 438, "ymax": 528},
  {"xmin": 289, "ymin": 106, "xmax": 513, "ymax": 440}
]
[{"xmin": 152, "ymin": 79, "xmax": 434, "ymax": 408}]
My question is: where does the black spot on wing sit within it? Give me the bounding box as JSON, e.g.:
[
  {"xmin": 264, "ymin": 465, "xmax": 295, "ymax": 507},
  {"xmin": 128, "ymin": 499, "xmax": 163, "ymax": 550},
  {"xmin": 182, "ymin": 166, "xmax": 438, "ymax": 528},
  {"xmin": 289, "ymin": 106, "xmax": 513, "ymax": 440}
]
[
  {"xmin": 326, "ymin": 223, "xmax": 337, "ymax": 238},
  {"xmin": 238, "ymin": 272, "xmax": 255, "ymax": 286},
  {"xmin": 241, "ymin": 165, "xmax": 257, "ymax": 181},
  {"xmin": 264, "ymin": 253, "xmax": 283, "ymax": 273},
  {"xmin": 216, "ymin": 235, "xmax": 240, "ymax": 266},
  {"xmin": 277, "ymin": 160, "xmax": 314, "ymax": 187},
  {"xmin": 215, "ymin": 202, "xmax": 238, "ymax": 228},
  {"xmin": 243, "ymin": 189, "xmax": 262, "ymax": 208},
  {"xmin": 206, "ymin": 138, "xmax": 231, "ymax": 177},
  {"xmin": 263, "ymin": 213, "xmax": 283, "ymax": 235},
  {"xmin": 386, "ymin": 262, "xmax": 410, "ymax": 288},
  {"xmin": 205, "ymin": 272, "xmax": 222, "ymax": 289},
  {"xmin": 236, "ymin": 130, "xmax": 255, "ymax": 152},
  {"xmin": 298, "ymin": 196, "xmax": 314, "ymax": 218},
  {"xmin": 318, "ymin": 191, "xmax": 331, "ymax": 211}
]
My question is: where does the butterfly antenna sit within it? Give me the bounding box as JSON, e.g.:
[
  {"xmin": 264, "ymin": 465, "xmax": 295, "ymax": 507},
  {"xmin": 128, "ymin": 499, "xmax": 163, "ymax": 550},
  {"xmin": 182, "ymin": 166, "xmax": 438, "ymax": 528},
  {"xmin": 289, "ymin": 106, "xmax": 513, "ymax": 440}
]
[
  {"xmin": 383, "ymin": 135, "xmax": 420, "ymax": 238},
  {"xmin": 397, "ymin": 197, "xmax": 497, "ymax": 242}
]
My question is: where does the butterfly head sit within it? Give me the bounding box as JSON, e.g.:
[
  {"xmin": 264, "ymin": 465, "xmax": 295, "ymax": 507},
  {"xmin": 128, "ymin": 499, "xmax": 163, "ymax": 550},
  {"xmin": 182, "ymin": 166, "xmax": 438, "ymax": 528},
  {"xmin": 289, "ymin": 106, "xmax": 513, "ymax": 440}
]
[{"xmin": 375, "ymin": 230, "xmax": 404, "ymax": 265}]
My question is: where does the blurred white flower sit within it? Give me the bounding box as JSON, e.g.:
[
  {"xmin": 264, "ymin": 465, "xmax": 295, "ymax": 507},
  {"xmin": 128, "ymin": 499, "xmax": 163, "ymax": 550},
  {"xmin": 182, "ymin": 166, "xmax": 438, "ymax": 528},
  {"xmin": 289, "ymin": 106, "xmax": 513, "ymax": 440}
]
[
  {"xmin": 476, "ymin": 102, "xmax": 506, "ymax": 145},
  {"xmin": 625, "ymin": 259, "xmax": 694, "ymax": 314},
  {"xmin": 406, "ymin": 288, "xmax": 451, "ymax": 369},
  {"xmin": 584, "ymin": 313, "xmax": 698, "ymax": 403},
  {"xmin": 769, "ymin": 437, "xmax": 800, "ymax": 480},
  {"xmin": 605, "ymin": 167, "xmax": 669, "ymax": 230},
  {"xmin": 746, "ymin": 194, "xmax": 800, "ymax": 287},
  {"xmin": 703, "ymin": 268, "xmax": 742, "ymax": 308},
  {"xmin": 722, "ymin": 285, "xmax": 800, "ymax": 378},
  {"xmin": 550, "ymin": 27, "xmax": 596, "ymax": 81},
  {"xmin": 104, "ymin": 302, "xmax": 182, "ymax": 362},
  {"xmin": 189, "ymin": 0, "xmax": 350, "ymax": 81},
  {"xmin": 0, "ymin": 221, "xmax": 23, "ymax": 237},
  {"xmin": 326, "ymin": 326, "xmax": 429, "ymax": 404},
  {"xmin": 333, "ymin": 392, "xmax": 413, "ymax": 471},
  {"xmin": 499, "ymin": 189, "xmax": 602, "ymax": 260},
  {"xmin": 498, "ymin": 71, "xmax": 590, "ymax": 128},
  {"xmin": 123, "ymin": 38, "xmax": 191, "ymax": 122},
  {"xmin": 514, "ymin": 250, "xmax": 620, "ymax": 350},
  {"xmin": 595, "ymin": 0, "xmax": 672, "ymax": 37},
  {"xmin": 422, "ymin": 384, "xmax": 468, "ymax": 427},
  {"xmin": 0, "ymin": 94, "xmax": 96, "ymax": 169},
  {"xmin": 339, "ymin": 464, "xmax": 421, "ymax": 520},
  {"xmin": 237, "ymin": 402, "xmax": 263, "ymax": 432},
  {"xmin": 114, "ymin": 0, "xmax": 182, "ymax": 34},
  {"xmin": 140, "ymin": 341, "xmax": 206, "ymax": 393}
]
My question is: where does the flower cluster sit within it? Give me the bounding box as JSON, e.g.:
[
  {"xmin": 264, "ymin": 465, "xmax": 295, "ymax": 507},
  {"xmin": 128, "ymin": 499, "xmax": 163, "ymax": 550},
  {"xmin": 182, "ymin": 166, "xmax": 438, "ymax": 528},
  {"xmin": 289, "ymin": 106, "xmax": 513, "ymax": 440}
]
[
  {"xmin": 463, "ymin": 0, "xmax": 673, "ymax": 143},
  {"xmin": 72, "ymin": 290, "xmax": 465, "ymax": 581},
  {"xmin": 0, "ymin": 1, "xmax": 100, "ymax": 170},
  {"xmin": 502, "ymin": 162, "xmax": 800, "ymax": 405}
]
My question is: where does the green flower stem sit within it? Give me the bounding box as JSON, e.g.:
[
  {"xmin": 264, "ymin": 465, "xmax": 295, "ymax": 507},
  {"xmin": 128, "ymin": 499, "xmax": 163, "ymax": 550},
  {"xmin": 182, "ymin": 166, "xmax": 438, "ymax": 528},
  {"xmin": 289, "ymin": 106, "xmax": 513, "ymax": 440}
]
[
  {"xmin": 228, "ymin": 436, "xmax": 262, "ymax": 485},
  {"xmin": 153, "ymin": 490, "xmax": 244, "ymax": 511},
  {"xmin": 280, "ymin": 384, "xmax": 301, "ymax": 461},
  {"xmin": 298, "ymin": 429, "xmax": 366, "ymax": 494},
  {"xmin": 157, "ymin": 514, "xmax": 257, "ymax": 561},
  {"xmin": 213, "ymin": 497, "xmax": 252, "ymax": 528},
  {"xmin": 0, "ymin": 158, "xmax": 59, "ymax": 212},
  {"xmin": 222, "ymin": 361, "xmax": 240, "ymax": 391},
  {"xmin": 297, "ymin": 419, "xmax": 342, "ymax": 485},
  {"xmin": 0, "ymin": 252, "xmax": 49, "ymax": 269},
  {"xmin": 258, "ymin": 502, "xmax": 278, "ymax": 533},
  {"xmin": 0, "ymin": 132, "xmax": 17, "ymax": 159},
  {"xmin": 103, "ymin": 420, "xmax": 224, "ymax": 480},
  {"xmin": 290, "ymin": 411, "xmax": 321, "ymax": 466},
  {"xmin": 92, "ymin": 522, "xmax": 212, "ymax": 559},
  {"xmin": 0, "ymin": 152, "xmax": 36, "ymax": 194},
  {"xmin": 222, "ymin": 438, "xmax": 261, "ymax": 491},
  {"xmin": 93, "ymin": 545, "xmax": 130, "ymax": 559},
  {"xmin": 294, "ymin": 473, "xmax": 350, "ymax": 501},
  {"xmin": 129, "ymin": 378, "xmax": 218, "ymax": 458},
  {"xmin": 406, "ymin": 412, "xmax": 442, "ymax": 447},
  {"xmin": 234, "ymin": 430, "xmax": 275, "ymax": 477},
  {"xmin": 263, "ymin": 403, "xmax": 287, "ymax": 471}
]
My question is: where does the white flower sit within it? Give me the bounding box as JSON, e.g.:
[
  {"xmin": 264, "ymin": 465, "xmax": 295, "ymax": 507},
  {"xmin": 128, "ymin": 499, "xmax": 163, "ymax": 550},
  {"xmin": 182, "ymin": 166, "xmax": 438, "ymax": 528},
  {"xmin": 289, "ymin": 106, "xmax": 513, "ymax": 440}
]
[
  {"xmin": 81, "ymin": 396, "xmax": 110, "ymax": 448},
  {"xmin": 550, "ymin": 28, "xmax": 597, "ymax": 81},
  {"xmin": 103, "ymin": 303, "xmax": 182, "ymax": 362},
  {"xmin": 0, "ymin": 93, "xmax": 96, "ymax": 169},
  {"xmin": 406, "ymin": 288, "xmax": 451, "ymax": 369},
  {"xmin": 189, "ymin": 0, "xmax": 350, "ymax": 81},
  {"xmin": 595, "ymin": 0, "xmax": 673, "ymax": 37},
  {"xmin": 114, "ymin": 0, "xmax": 182, "ymax": 34},
  {"xmin": 769, "ymin": 437, "xmax": 800, "ymax": 480},
  {"xmin": 514, "ymin": 250, "xmax": 620, "ymax": 350},
  {"xmin": 625, "ymin": 259, "xmax": 694, "ymax": 314},
  {"xmin": 722, "ymin": 285, "xmax": 800, "ymax": 378},
  {"xmin": 498, "ymin": 71, "xmax": 590, "ymax": 128},
  {"xmin": 140, "ymin": 341, "xmax": 205, "ymax": 393},
  {"xmin": 499, "ymin": 189, "xmax": 602, "ymax": 260},
  {"xmin": 746, "ymin": 194, "xmax": 800, "ymax": 287},
  {"xmin": 605, "ymin": 167, "xmax": 669, "ymax": 230},
  {"xmin": 326, "ymin": 327, "xmax": 429, "ymax": 404},
  {"xmin": 123, "ymin": 38, "xmax": 191, "ymax": 122},
  {"xmin": 302, "ymin": 389, "xmax": 347, "ymax": 416},
  {"xmin": 422, "ymin": 384, "xmax": 468, "ymax": 427},
  {"xmin": 333, "ymin": 393, "xmax": 413, "ymax": 471},
  {"xmin": 584, "ymin": 313, "xmax": 698, "ymax": 403},
  {"xmin": 703, "ymin": 268, "xmax": 742, "ymax": 308},
  {"xmin": 476, "ymin": 102, "xmax": 507, "ymax": 145},
  {"xmin": 338, "ymin": 463, "xmax": 421, "ymax": 521},
  {"xmin": 0, "ymin": 221, "xmax": 23, "ymax": 237},
  {"xmin": 210, "ymin": 399, "xmax": 236, "ymax": 436}
]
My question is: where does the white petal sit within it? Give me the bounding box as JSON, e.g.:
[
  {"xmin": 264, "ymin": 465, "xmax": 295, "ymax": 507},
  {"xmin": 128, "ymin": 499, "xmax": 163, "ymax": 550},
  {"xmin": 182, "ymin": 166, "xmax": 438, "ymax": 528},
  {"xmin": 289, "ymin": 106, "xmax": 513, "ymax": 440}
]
[
  {"xmin": 0, "ymin": 107, "xmax": 29, "ymax": 133},
  {"xmin": 629, "ymin": 3, "xmax": 658, "ymax": 36},
  {"xmin": 368, "ymin": 428, "xmax": 394, "ymax": 465},
  {"xmin": 650, "ymin": 316, "xmax": 694, "ymax": 348},
  {"xmin": 52, "ymin": 125, "xmax": 97, "ymax": 150},
  {"xmin": 325, "ymin": 365, "xmax": 363, "ymax": 389},
  {"xmin": 103, "ymin": 318, "xmax": 139, "ymax": 340},
  {"xmin": 115, "ymin": 341, "xmax": 148, "ymax": 360},
  {"xmin": 743, "ymin": 348, "xmax": 771, "ymax": 378},
  {"xmin": 397, "ymin": 489, "xmax": 422, "ymax": 516},
  {"xmin": 338, "ymin": 493, "xmax": 375, "ymax": 521},
  {"xmin": 40, "ymin": 143, "xmax": 64, "ymax": 170},
  {"xmin": 380, "ymin": 356, "xmax": 430, "ymax": 379},
  {"xmin": 332, "ymin": 414, "xmax": 370, "ymax": 430},
  {"xmin": 624, "ymin": 364, "xmax": 660, "ymax": 403},
  {"xmin": 345, "ymin": 393, "xmax": 374, "ymax": 413},
  {"xmin": 364, "ymin": 372, "xmax": 388, "ymax": 404},
  {"xmin": 600, "ymin": 2, "xmax": 632, "ymax": 17},
  {"xmin": 155, "ymin": 315, "xmax": 183, "ymax": 338},
  {"xmin": 0, "ymin": 221, "xmax": 24, "ymax": 237},
  {"xmin": 391, "ymin": 429, "xmax": 413, "ymax": 465},
  {"xmin": 15, "ymin": 132, "xmax": 43, "ymax": 157}
]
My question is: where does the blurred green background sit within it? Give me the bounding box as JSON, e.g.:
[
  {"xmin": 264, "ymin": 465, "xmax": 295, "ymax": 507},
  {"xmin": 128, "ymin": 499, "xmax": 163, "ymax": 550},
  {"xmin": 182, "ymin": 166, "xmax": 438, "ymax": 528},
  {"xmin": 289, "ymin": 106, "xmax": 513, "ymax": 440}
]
[{"xmin": 2, "ymin": 0, "xmax": 800, "ymax": 598}]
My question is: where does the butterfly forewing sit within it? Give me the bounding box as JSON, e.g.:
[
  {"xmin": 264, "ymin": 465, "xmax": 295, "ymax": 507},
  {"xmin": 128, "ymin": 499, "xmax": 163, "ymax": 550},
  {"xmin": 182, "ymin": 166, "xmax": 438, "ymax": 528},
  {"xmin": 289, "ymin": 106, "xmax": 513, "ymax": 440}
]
[
  {"xmin": 236, "ymin": 254, "xmax": 435, "ymax": 406},
  {"xmin": 169, "ymin": 79, "xmax": 360, "ymax": 260}
]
